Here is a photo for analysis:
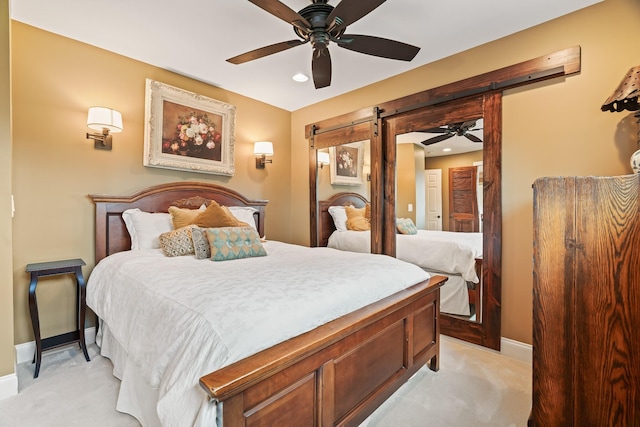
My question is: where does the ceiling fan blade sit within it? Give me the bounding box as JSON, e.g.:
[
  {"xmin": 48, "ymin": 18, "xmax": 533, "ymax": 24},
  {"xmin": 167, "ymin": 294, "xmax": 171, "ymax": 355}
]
[
  {"xmin": 326, "ymin": 0, "xmax": 386, "ymax": 33},
  {"xmin": 312, "ymin": 48, "xmax": 332, "ymax": 89},
  {"xmin": 249, "ymin": 0, "xmax": 310, "ymax": 32},
  {"xmin": 337, "ymin": 35, "xmax": 420, "ymax": 61},
  {"xmin": 465, "ymin": 133, "xmax": 483, "ymax": 143},
  {"xmin": 420, "ymin": 133, "xmax": 454, "ymax": 146},
  {"xmin": 227, "ymin": 40, "xmax": 306, "ymax": 64}
]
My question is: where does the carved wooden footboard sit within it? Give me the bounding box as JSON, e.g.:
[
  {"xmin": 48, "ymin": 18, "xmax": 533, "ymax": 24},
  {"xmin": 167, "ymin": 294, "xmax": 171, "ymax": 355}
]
[{"xmin": 200, "ymin": 275, "xmax": 444, "ymax": 427}]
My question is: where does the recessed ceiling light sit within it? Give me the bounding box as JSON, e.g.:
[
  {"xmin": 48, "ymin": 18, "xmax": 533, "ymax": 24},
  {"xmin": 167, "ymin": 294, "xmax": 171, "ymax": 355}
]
[
  {"xmin": 443, "ymin": 148, "xmax": 452, "ymax": 152},
  {"xmin": 292, "ymin": 73, "xmax": 309, "ymax": 83}
]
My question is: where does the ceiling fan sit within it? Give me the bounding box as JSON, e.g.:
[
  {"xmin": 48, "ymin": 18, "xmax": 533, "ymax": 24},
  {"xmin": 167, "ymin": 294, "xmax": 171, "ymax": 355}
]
[
  {"xmin": 227, "ymin": 0, "xmax": 421, "ymax": 89},
  {"xmin": 419, "ymin": 120, "xmax": 483, "ymax": 146}
]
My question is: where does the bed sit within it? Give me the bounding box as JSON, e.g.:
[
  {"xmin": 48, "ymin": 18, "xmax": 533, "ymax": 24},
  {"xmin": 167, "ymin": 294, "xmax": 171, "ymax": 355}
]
[
  {"xmin": 87, "ymin": 181, "xmax": 447, "ymax": 427},
  {"xmin": 318, "ymin": 192, "xmax": 482, "ymax": 317}
]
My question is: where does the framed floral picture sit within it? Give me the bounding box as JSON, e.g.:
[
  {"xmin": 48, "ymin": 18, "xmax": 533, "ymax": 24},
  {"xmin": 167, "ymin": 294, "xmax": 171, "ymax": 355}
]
[
  {"xmin": 329, "ymin": 141, "xmax": 364, "ymax": 186},
  {"xmin": 143, "ymin": 79, "xmax": 236, "ymax": 176}
]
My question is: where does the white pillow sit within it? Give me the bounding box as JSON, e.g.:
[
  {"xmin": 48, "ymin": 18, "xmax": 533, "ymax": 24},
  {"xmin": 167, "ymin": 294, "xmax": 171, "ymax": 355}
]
[
  {"xmin": 122, "ymin": 208, "xmax": 173, "ymax": 250},
  {"xmin": 227, "ymin": 206, "xmax": 258, "ymax": 231},
  {"xmin": 328, "ymin": 206, "xmax": 348, "ymax": 232}
]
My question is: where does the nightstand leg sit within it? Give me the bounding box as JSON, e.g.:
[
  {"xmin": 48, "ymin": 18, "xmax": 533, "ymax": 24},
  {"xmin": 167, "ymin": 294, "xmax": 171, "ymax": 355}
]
[
  {"xmin": 28, "ymin": 274, "xmax": 42, "ymax": 379},
  {"xmin": 76, "ymin": 267, "xmax": 90, "ymax": 362}
]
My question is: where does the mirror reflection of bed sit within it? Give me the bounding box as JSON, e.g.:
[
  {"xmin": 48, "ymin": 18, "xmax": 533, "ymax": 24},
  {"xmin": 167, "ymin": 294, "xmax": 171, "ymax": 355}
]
[
  {"xmin": 317, "ymin": 191, "xmax": 482, "ymax": 323},
  {"xmin": 395, "ymin": 117, "xmax": 484, "ymax": 322}
]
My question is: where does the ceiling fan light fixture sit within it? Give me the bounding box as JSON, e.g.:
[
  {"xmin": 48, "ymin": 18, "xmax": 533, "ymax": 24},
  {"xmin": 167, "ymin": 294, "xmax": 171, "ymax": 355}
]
[
  {"xmin": 292, "ymin": 72, "xmax": 309, "ymax": 82},
  {"xmin": 228, "ymin": 0, "xmax": 421, "ymax": 90}
]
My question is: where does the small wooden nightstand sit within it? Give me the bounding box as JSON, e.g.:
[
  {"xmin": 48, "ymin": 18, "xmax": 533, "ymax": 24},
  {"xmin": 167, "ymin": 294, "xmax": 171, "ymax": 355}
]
[{"xmin": 26, "ymin": 258, "xmax": 90, "ymax": 378}]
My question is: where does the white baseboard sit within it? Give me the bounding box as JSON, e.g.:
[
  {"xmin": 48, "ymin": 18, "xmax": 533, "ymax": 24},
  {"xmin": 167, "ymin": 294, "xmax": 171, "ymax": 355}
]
[
  {"xmin": 442, "ymin": 334, "xmax": 532, "ymax": 365},
  {"xmin": 15, "ymin": 327, "xmax": 96, "ymax": 365},
  {"xmin": 0, "ymin": 372, "xmax": 18, "ymax": 400},
  {"xmin": 500, "ymin": 337, "xmax": 532, "ymax": 364}
]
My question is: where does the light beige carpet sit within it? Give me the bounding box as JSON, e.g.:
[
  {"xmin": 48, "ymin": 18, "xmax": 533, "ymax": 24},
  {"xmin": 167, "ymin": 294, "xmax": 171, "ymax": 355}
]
[{"xmin": 0, "ymin": 336, "xmax": 531, "ymax": 426}]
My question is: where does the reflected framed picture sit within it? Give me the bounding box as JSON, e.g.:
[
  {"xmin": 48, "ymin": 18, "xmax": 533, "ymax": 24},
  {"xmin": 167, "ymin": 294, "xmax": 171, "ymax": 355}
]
[
  {"xmin": 143, "ymin": 79, "xmax": 236, "ymax": 176},
  {"xmin": 329, "ymin": 141, "xmax": 364, "ymax": 186}
]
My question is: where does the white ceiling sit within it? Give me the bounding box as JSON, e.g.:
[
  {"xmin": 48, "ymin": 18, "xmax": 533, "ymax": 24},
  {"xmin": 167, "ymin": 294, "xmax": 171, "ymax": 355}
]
[{"xmin": 10, "ymin": 0, "xmax": 601, "ymax": 112}]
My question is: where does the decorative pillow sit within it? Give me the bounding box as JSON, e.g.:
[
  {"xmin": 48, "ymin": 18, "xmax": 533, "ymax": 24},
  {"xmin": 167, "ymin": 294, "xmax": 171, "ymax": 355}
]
[
  {"xmin": 190, "ymin": 227, "xmax": 211, "ymax": 260},
  {"xmin": 168, "ymin": 205, "xmax": 205, "ymax": 229},
  {"xmin": 345, "ymin": 205, "xmax": 370, "ymax": 231},
  {"xmin": 227, "ymin": 206, "xmax": 258, "ymax": 230},
  {"xmin": 191, "ymin": 200, "xmax": 240, "ymax": 228},
  {"xmin": 328, "ymin": 206, "xmax": 348, "ymax": 232},
  {"xmin": 122, "ymin": 208, "xmax": 173, "ymax": 250},
  {"xmin": 396, "ymin": 218, "xmax": 418, "ymax": 235},
  {"xmin": 159, "ymin": 225, "xmax": 197, "ymax": 257},
  {"xmin": 220, "ymin": 206, "xmax": 252, "ymax": 229},
  {"xmin": 205, "ymin": 227, "xmax": 267, "ymax": 261}
]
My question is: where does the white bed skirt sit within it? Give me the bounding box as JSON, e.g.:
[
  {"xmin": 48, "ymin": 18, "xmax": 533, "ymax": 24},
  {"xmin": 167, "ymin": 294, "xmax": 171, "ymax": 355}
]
[
  {"xmin": 433, "ymin": 273, "xmax": 471, "ymax": 316},
  {"xmin": 97, "ymin": 321, "xmax": 216, "ymax": 427}
]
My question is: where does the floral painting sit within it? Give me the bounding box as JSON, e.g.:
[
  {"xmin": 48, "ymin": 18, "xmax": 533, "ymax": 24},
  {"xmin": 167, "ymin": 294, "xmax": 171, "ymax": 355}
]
[
  {"xmin": 144, "ymin": 79, "xmax": 236, "ymax": 176},
  {"xmin": 329, "ymin": 141, "xmax": 364, "ymax": 186}
]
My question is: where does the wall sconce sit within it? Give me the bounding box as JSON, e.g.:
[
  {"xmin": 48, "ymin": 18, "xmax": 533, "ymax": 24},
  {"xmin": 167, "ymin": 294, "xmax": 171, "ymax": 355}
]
[
  {"xmin": 86, "ymin": 107, "xmax": 123, "ymax": 150},
  {"xmin": 254, "ymin": 141, "xmax": 274, "ymax": 169},
  {"xmin": 317, "ymin": 151, "xmax": 330, "ymax": 169},
  {"xmin": 601, "ymin": 66, "xmax": 640, "ymax": 173}
]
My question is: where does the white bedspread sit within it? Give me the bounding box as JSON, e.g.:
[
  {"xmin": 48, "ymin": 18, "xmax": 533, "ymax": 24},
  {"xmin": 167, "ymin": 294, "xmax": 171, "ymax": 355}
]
[
  {"xmin": 327, "ymin": 230, "xmax": 482, "ymax": 282},
  {"xmin": 87, "ymin": 241, "xmax": 430, "ymax": 427}
]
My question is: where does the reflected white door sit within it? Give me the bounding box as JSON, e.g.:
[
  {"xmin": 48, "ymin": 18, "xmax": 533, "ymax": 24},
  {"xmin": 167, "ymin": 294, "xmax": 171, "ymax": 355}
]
[{"xmin": 425, "ymin": 169, "xmax": 442, "ymax": 230}]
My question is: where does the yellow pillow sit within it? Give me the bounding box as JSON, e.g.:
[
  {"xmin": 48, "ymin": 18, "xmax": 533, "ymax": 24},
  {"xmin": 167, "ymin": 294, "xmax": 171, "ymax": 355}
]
[
  {"xmin": 345, "ymin": 205, "xmax": 370, "ymax": 231},
  {"xmin": 191, "ymin": 200, "xmax": 240, "ymax": 228},
  {"xmin": 168, "ymin": 206, "xmax": 202, "ymax": 229}
]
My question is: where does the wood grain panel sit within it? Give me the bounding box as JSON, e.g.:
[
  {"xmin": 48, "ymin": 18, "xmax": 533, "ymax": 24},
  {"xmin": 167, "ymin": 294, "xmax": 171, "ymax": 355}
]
[
  {"xmin": 532, "ymin": 175, "xmax": 640, "ymax": 426},
  {"xmin": 333, "ymin": 321, "xmax": 406, "ymax": 421},
  {"xmin": 244, "ymin": 373, "xmax": 316, "ymax": 427},
  {"xmin": 532, "ymin": 177, "xmax": 576, "ymax": 426},
  {"xmin": 573, "ymin": 176, "xmax": 640, "ymax": 426},
  {"xmin": 412, "ymin": 303, "xmax": 437, "ymax": 359}
]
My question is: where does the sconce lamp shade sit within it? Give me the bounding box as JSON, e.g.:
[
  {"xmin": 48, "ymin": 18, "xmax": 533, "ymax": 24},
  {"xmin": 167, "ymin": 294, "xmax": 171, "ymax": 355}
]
[
  {"xmin": 601, "ymin": 66, "xmax": 640, "ymax": 112},
  {"xmin": 253, "ymin": 141, "xmax": 274, "ymax": 156},
  {"xmin": 87, "ymin": 107, "xmax": 123, "ymax": 133},
  {"xmin": 254, "ymin": 141, "xmax": 273, "ymax": 169},
  {"xmin": 318, "ymin": 151, "xmax": 330, "ymax": 166}
]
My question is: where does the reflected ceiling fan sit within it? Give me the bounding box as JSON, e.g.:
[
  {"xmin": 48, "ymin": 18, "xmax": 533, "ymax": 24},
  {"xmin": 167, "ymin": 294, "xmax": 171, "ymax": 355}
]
[
  {"xmin": 419, "ymin": 120, "xmax": 483, "ymax": 146},
  {"xmin": 227, "ymin": 0, "xmax": 421, "ymax": 89}
]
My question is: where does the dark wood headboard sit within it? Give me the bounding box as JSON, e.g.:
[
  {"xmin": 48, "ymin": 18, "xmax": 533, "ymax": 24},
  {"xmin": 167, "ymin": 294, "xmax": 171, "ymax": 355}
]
[
  {"xmin": 89, "ymin": 181, "xmax": 268, "ymax": 263},
  {"xmin": 318, "ymin": 192, "xmax": 368, "ymax": 247}
]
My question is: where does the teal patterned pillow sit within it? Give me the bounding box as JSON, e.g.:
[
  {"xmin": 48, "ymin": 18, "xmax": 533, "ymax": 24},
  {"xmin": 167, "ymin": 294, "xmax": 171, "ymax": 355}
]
[
  {"xmin": 204, "ymin": 227, "xmax": 267, "ymax": 261},
  {"xmin": 396, "ymin": 218, "xmax": 418, "ymax": 235}
]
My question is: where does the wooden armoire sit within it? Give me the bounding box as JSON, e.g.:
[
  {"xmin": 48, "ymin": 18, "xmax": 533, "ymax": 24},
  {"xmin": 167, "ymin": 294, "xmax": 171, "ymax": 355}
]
[{"xmin": 531, "ymin": 175, "xmax": 640, "ymax": 426}]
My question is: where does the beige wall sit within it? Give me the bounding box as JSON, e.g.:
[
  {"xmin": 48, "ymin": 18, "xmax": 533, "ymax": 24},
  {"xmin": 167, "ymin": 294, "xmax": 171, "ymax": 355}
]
[
  {"xmin": 291, "ymin": 0, "xmax": 640, "ymax": 344},
  {"xmin": 396, "ymin": 144, "xmax": 418, "ymax": 222},
  {"xmin": 1, "ymin": 0, "xmax": 14, "ymax": 378},
  {"xmin": 9, "ymin": 22, "xmax": 292, "ymax": 346}
]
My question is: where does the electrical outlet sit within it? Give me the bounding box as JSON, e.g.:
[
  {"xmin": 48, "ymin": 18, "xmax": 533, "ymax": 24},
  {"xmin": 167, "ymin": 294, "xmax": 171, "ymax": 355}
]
[{"xmin": 408, "ymin": 203, "xmax": 413, "ymax": 212}]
